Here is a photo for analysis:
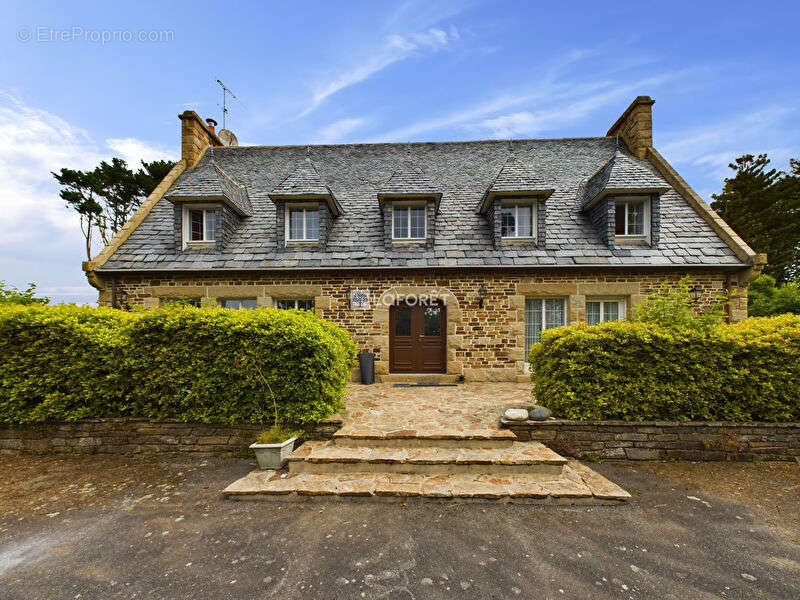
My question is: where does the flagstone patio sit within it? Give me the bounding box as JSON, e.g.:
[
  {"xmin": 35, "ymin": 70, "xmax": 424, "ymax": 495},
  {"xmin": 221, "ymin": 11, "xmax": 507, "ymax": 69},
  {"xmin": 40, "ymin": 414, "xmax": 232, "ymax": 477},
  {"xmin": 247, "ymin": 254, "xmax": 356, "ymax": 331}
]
[
  {"xmin": 224, "ymin": 383, "xmax": 630, "ymax": 503},
  {"xmin": 332, "ymin": 382, "xmax": 531, "ymax": 439}
]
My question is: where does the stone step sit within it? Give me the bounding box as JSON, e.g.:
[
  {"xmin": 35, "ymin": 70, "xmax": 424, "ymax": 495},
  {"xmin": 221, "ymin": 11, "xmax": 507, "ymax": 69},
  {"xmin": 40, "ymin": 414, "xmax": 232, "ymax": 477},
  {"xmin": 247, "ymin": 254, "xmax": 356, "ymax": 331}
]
[
  {"xmin": 378, "ymin": 374, "xmax": 461, "ymax": 384},
  {"xmin": 289, "ymin": 440, "xmax": 566, "ymax": 476},
  {"xmin": 332, "ymin": 425, "xmax": 517, "ymax": 448},
  {"xmin": 223, "ymin": 461, "xmax": 631, "ymax": 504}
]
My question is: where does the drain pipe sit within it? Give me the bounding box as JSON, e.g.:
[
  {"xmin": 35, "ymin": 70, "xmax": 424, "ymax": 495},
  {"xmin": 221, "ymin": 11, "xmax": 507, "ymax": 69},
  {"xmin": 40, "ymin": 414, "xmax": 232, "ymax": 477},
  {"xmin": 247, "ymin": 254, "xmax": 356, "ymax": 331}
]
[{"xmin": 111, "ymin": 278, "xmax": 118, "ymax": 310}]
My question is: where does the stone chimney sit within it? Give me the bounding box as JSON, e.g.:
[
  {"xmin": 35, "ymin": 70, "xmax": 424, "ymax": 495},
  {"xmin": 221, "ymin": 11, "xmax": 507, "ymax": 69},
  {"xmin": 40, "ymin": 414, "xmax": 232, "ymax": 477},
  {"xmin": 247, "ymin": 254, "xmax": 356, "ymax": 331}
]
[
  {"xmin": 606, "ymin": 96, "xmax": 655, "ymax": 159},
  {"xmin": 179, "ymin": 110, "xmax": 223, "ymax": 167}
]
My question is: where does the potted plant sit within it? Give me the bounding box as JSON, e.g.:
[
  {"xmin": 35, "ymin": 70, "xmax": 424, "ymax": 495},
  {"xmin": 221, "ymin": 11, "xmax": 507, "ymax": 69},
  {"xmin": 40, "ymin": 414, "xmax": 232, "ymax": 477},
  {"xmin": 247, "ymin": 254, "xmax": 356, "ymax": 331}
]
[
  {"xmin": 250, "ymin": 425, "xmax": 301, "ymax": 470},
  {"xmin": 245, "ymin": 355, "xmax": 302, "ymax": 470}
]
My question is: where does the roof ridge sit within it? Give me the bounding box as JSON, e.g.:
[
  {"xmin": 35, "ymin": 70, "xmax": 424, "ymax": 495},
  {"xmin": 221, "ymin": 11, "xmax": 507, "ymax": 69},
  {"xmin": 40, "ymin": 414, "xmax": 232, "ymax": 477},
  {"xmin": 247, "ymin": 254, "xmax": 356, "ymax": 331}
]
[{"xmin": 212, "ymin": 136, "xmax": 616, "ymax": 151}]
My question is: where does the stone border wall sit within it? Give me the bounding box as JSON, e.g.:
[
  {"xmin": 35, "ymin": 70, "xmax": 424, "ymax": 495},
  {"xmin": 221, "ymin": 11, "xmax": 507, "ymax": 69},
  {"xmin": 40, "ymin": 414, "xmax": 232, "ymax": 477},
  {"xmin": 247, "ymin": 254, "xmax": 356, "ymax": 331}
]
[
  {"xmin": 0, "ymin": 419, "xmax": 341, "ymax": 456},
  {"xmin": 504, "ymin": 420, "xmax": 800, "ymax": 461}
]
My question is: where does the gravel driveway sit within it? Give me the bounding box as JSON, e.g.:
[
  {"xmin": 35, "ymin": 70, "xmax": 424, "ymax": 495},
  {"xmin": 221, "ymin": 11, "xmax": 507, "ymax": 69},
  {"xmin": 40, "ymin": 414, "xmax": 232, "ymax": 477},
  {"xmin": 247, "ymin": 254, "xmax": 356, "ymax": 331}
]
[{"xmin": 1, "ymin": 455, "xmax": 798, "ymax": 599}]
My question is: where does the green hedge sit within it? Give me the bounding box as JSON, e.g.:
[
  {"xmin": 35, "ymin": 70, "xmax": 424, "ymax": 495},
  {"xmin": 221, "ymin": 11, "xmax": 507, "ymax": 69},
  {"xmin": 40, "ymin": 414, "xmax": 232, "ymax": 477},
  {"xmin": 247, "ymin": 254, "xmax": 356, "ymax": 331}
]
[
  {"xmin": 528, "ymin": 315, "xmax": 800, "ymax": 422},
  {"xmin": 0, "ymin": 304, "xmax": 356, "ymax": 425}
]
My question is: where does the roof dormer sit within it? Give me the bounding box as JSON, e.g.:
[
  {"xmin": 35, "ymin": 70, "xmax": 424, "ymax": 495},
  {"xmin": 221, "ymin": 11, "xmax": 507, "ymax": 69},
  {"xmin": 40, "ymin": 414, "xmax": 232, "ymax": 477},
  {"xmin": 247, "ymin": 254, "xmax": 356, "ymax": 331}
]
[
  {"xmin": 479, "ymin": 155, "xmax": 553, "ymax": 248},
  {"xmin": 269, "ymin": 155, "xmax": 342, "ymax": 249},
  {"xmin": 377, "ymin": 159, "xmax": 441, "ymax": 249},
  {"xmin": 165, "ymin": 150, "xmax": 251, "ymax": 251},
  {"xmin": 582, "ymin": 149, "xmax": 669, "ymax": 247},
  {"xmin": 166, "ymin": 151, "xmax": 252, "ymax": 217}
]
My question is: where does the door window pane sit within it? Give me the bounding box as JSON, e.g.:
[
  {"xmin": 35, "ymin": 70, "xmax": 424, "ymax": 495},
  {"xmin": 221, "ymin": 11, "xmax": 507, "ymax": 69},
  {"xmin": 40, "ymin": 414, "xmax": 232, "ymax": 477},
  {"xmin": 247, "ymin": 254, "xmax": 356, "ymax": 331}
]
[
  {"xmin": 393, "ymin": 207, "xmax": 409, "ymax": 238},
  {"xmin": 410, "ymin": 207, "xmax": 426, "ymax": 238},
  {"xmin": 423, "ymin": 307, "xmax": 441, "ymax": 336},
  {"xmin": 517, "ymin": 205, "xmax": 533, "ymax": 237},
  {"xmin": 586, "ymin": 301, "xmax": 601, "ymax": 325},
  {"xmin": 395, "ymin": 307, "xmax": 411, "ymax": 336},
  {"xmin": 501, "ymin": 206, "xmax": 515, "ymax": 237}
]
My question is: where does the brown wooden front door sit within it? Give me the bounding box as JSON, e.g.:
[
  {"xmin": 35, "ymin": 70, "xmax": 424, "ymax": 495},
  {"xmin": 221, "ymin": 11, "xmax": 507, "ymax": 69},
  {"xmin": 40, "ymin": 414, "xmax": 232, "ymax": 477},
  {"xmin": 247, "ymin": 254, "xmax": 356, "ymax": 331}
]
[{"xmin": 389, "ymin": 300, "xmax": 447, "ymax": 373}]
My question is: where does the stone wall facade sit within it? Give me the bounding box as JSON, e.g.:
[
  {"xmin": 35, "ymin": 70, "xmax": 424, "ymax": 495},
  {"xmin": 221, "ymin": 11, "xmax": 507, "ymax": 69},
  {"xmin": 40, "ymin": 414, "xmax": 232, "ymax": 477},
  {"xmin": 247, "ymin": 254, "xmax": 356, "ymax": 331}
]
[
  {"xmin": 0, "ymin": 419, "xmax": 341, "ymax": 456},
  {"xmin": 97, "ymin": 267, "xmax": 747, "ymax": 381},
  {"xmin": 506, "ymin": 420, "xmax": 800, "ymax": 462}
]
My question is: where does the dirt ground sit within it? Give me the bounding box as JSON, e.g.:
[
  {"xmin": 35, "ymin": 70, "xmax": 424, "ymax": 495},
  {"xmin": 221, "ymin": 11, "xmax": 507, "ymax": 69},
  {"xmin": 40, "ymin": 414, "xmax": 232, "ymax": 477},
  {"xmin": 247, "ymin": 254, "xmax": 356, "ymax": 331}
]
[{"xmin": 1, "ymin": 454, "xmax": 799, "ymax": 599}]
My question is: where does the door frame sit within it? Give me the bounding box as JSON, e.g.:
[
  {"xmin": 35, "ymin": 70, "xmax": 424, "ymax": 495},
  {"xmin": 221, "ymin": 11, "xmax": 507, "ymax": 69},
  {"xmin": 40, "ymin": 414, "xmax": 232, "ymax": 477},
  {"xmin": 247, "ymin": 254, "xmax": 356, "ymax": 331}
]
[{"xmin": 388, "ymin": 299, "xmax": 447, "ymax": 373}]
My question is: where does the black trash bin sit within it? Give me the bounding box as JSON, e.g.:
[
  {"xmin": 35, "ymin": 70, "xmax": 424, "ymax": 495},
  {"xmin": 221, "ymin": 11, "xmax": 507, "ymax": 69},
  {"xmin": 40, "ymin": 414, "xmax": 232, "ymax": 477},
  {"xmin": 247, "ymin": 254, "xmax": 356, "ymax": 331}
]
[{"xmin": 358, "ymin": 352, "xmax": 375, "ymax": 385}]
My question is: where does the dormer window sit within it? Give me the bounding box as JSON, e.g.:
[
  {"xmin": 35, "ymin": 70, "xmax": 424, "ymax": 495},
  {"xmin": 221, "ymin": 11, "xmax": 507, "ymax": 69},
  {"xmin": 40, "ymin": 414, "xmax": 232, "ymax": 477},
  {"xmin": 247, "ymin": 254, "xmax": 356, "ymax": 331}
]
[
  {"xmin": 615, "ymin": 197, "xmax": 649, "ymax": 239},
  {"xmin": 501, "ymin": 201, "xmax": 536, "ymax": 239},
  {"xmin": 286, "ymin": 205, "xmax": 319, "ymax": 241},
  {"xmin": 182, "ymin": 206, "xmax": 217, "ymax": 247},
  {"xmin": 392, "ymin": 203, "xmax": 426, "ymax": 240}
]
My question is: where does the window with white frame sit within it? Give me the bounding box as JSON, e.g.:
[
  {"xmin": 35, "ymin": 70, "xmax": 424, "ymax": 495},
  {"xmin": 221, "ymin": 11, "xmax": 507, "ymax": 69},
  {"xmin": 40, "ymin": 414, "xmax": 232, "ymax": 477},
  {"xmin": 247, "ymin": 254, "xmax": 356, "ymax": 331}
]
[
  {"xmin": 585, "ymin": 297, "xmax": 625, "ymax": 325},
  {"xmin": 286, "ymin": 206, "xmax": 319, "ymax": 241},
  {"xmin": 276, "ymin": 298, "xmax": 315, "ymax": 311},
  {"xmin": 392, "ymin": 204, "xmax": 426, "ymax": 240},
  {"xmin": 615, "ymin": 197, "xmax": 649, "ymax": 237},
  {"xmin": 221, "ymin": 298, "xmax": 258, "ymax": 309},
  {"xmin": 183, "ymin": 207, "xmax": 217, "ymax": 245},
  {"xmin": 524, "ymin": 298, "xmax": 566, "ymax": 360},
  {"xmin": 501, "ymin": 202, "xmax": 535, "ymax": 238}
]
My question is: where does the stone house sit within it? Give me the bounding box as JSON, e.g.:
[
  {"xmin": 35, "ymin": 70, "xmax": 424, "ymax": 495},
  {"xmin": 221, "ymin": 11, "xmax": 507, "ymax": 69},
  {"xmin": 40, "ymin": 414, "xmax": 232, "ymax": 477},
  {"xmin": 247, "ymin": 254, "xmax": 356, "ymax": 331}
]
[{"xmin": 84, "ymin": 96, "xmax": 765, "ymax": 382}]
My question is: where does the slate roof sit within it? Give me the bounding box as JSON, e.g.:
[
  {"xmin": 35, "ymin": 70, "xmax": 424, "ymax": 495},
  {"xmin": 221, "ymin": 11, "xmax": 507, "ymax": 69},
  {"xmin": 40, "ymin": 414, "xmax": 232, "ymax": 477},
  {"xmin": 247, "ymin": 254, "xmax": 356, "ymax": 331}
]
[
  {"xmin": 165, "ymin": 151, "xmax": 252, "ymax": 216},
  {"xmin": 377, "ymin": 158, "xmax": 441, "ymax": 208},
  {"xmin": 268, "ymin": 156, "xmax": 342, "ymax": 216},
  {"xmin": 479, "ymin": 154, "xmax": 554, "ymax": 213},
  {"xmin": 99, "ymin": 137, "xmax": 747, "ymax": 271},
  {"xmin": 582, "ymin": 149, "xmax": 669, "ymax": 208}
]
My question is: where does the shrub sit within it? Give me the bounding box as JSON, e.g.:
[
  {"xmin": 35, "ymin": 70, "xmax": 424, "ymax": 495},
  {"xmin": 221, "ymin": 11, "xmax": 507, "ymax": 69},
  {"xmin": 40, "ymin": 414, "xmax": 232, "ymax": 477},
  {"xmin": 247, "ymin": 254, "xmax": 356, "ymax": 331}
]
[
  {"xmin": 0, "ymin": 304, "xmax": 128, "ymax": 422},
  {"xmin": 632, "ymin": 276, "xmax": 726, "ymax": 331},
  {"xmin": 528, "ymin": 315, "xmax": 800, "ymax": 422},
  {"xmin": 0, "ymin": 281, "xmax": 49, "ymax": 305},
  {"xmin": 0, "ymin": 304, "xmax": 356, "ymax": 425},
  {"xmin": 748, "ymin": 274, "xmax": 800, "ymax": 317}
]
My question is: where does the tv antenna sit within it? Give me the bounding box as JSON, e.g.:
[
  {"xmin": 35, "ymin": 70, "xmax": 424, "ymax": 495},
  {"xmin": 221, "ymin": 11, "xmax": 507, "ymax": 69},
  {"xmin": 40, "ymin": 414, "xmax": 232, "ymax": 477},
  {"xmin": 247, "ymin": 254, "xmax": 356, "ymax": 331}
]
[{"xmin": 216, "ymin": 79, "xmax": 238, "ymax": 130}]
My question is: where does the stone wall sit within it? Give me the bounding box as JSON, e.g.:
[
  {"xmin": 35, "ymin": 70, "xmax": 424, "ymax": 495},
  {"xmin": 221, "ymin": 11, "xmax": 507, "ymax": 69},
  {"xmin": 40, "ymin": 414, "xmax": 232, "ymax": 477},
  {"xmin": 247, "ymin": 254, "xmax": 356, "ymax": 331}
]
[
  {"xmin": 0, "ymin": 419, "xmax": 341, "ymax": 456},
  {"xmin": 98, "ymin": 267, "xmax": 742, "ymax": 381},
  {"xmin": 505, "ymin": 420, "xmax": 800, "ymax": 462}
]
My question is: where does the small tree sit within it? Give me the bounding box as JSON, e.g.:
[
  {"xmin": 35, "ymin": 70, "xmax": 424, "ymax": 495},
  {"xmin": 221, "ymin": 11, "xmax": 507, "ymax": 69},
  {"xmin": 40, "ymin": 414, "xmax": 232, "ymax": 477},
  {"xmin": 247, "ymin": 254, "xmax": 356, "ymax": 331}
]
[
  {"xmin": 0, "ymin": 281, "xmax": 49, "ymax": 305},
  {"xmin": 633, "ymin": 277, "xmax": 726, "ymax": 331}
]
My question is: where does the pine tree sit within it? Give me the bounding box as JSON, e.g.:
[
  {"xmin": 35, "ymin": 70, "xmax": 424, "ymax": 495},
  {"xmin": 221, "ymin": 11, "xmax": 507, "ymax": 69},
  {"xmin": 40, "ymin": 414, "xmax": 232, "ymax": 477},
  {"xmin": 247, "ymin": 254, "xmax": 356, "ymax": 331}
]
[{"xmin": 711, "ymin": 154, "xmax": 800, "ymax": 282}]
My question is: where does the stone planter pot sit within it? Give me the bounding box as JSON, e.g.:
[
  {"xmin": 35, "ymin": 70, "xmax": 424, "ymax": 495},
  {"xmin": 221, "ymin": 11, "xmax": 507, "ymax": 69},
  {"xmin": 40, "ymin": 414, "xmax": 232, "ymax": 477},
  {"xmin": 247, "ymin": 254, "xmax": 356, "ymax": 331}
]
[{"xmin": 250, "ymin": 437, "xmax": 297, "ymax": 470}]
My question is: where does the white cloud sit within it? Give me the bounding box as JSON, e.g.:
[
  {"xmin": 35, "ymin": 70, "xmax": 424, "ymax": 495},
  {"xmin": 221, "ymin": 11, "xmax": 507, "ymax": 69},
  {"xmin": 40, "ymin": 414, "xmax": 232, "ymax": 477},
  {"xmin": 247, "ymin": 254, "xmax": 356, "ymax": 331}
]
[
  {"xmin": 660, "ymin": 107, "xmax": 796, "ymax": 172},
  {"xmin": 0, "ymin": 91, "xmax": 173, "ymax": 302},
  {"xmin": 106, "ymin": 137, "xmax": 177, "ymax": 167},
  {"xmin": 299, "ymin": 26, "xmax": 460, "ymax": 117},
  {"xmin": 316, "ymin": 117, "xmax": 371, "ymax": 143},
  {"xmin": 371, "ymin": 62, "xmax": 690, "ymax": 143},
  {"xmin": 477, "ymin": 79, "xmax": 672, "ymax": 138}
]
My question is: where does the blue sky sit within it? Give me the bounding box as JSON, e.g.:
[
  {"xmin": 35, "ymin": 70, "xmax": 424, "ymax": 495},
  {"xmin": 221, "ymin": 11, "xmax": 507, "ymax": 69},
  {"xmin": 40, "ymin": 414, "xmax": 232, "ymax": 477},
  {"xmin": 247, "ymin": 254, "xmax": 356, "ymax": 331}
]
[{"xmin": 1, "ymin": 0, "xmax": 798, "ymax": 304}]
